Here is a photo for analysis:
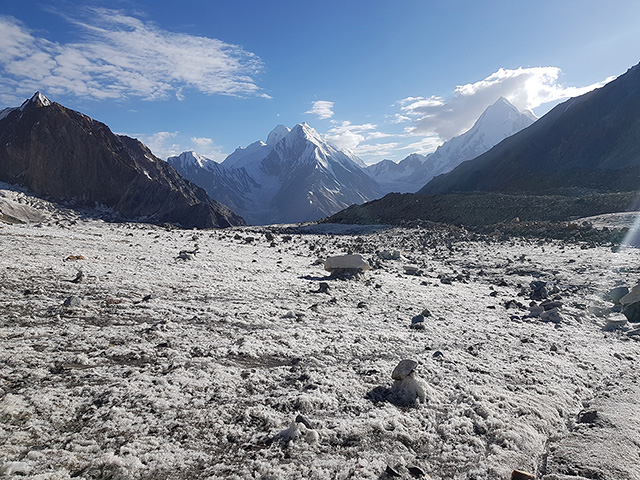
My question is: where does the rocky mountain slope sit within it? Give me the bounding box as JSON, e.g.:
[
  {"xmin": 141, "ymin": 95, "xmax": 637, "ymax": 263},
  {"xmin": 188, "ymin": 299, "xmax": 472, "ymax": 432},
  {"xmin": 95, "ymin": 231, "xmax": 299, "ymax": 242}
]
[
  {"xmin": 367, "ymin": 98, "xmax": 536, "ymax": 194},
  {"xmin": 170, "ymin": 123, "xmax": 381, "ymax": 225},
  {"xmin": 421, "ymin": 63, "xmax": 640, "ymax": 195},
  {"xmin": 0, "ymin": 93, "xmax": 245, "ymax": 228}
]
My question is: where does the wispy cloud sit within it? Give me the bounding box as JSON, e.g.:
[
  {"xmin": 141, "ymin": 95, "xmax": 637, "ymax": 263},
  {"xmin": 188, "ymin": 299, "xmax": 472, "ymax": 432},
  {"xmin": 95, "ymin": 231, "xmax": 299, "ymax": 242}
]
[
  {"xmin": 0, "ymin": 10, "xmax": 264, "ymax": 105},
  {"xmin": 305, "ymin": 100, "xmax": 335, "ymax": 119},
  {"xmin": 398, "ymin": 66, "xmax": 614, "ymax": 141}
]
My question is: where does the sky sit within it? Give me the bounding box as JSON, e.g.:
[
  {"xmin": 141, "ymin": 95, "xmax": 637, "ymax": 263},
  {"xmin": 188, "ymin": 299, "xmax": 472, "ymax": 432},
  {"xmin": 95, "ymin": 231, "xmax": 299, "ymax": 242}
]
[{"xmin": 1, "ymin": 1, "xmax": 639, "ymax": 165}]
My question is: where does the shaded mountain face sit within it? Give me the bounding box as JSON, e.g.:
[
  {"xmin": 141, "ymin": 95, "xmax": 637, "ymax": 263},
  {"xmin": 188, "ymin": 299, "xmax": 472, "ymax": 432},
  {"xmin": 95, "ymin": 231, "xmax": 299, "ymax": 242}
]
[
  {"xmin": 0, "ymin": 93, "xmax": 245, "ymax": 228},
  {"xmin": 367, "ymin": 97, "xmax": 536, "ymax": 194},
  {"xmin": 421, "ymin": 63, "xmax": 640, "ymax": 195},
  {"xmin": 171, "ymin": 123, "xmax": 382, "ymax": 225}
]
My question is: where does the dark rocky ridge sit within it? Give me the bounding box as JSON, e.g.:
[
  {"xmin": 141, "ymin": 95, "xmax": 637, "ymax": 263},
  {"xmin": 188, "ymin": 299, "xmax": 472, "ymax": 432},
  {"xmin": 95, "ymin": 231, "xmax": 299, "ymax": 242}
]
[{"xmin": 0, "ymin": 93, "xmax": 245, "ymax": 228}]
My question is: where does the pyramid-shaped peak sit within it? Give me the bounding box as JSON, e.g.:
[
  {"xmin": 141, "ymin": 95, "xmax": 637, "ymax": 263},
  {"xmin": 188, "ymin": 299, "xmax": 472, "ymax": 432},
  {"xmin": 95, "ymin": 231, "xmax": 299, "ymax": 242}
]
[
  {"xmin": 267, "ymin": 124, "xmax": 290, "ymax": 145},
  {"xmin": 19, "ymin": 91, "xmax": 52, "ymax": 111},
  {"xmin": 30, "ymin": 91, "xmax": 51, "ymax": 107}
]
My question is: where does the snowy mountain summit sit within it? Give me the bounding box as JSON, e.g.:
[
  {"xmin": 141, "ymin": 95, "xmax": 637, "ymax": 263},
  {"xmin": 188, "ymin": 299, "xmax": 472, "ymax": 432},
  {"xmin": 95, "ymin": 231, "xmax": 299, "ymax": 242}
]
[
  {"xmin": 367, "ymin": 97, "xmax": 536, "ymax": 194},
  {"xmin": 170, "ymin": 123, "xmax": 381, "ymax": 225}
]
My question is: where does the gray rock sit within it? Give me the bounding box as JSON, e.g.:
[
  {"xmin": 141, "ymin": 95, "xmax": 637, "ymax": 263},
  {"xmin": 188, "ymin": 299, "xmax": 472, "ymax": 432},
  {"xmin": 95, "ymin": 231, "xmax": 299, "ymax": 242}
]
[
  {"xmin": 540, "ymin": 307, "xmax": 563, "ymax": 323},
  {"xmin": 404, "ymin": 265, "xmax": 421, "ymax": 275},
  {"xmin": 608, "ymin": 286, "xmax": 629, "ymax": 305},
  {"xmin": 63, "ymin": 296, "xmax": 82, "ymax": 307},
  {"xmin": 620, "ymin": 285, "xmax": 640, "ymax": 322},
  {"xmin": 602, "ymin": 314, "xmax": 628, "ymax": 331},
  {"xmin": 411, "ymin": 314, "xmax": 425, "ymax": 324},
  {"xmin": 410, "ymin": 323, "xmax": 426, "ymax": 330},
  {"xmin": 378, "ymin": 250, "xmax": 401, "ymax": 260},
  {"xmin": 529, "ymin": 305, "xmax": 545, "ymax": 317},
  {"xmin": 324, "ymin": 254, "xmax": 370, "ymax": 274},
  {"xmin": 392, "ymin": 359, "xmax": 418, "ymax": 380}
]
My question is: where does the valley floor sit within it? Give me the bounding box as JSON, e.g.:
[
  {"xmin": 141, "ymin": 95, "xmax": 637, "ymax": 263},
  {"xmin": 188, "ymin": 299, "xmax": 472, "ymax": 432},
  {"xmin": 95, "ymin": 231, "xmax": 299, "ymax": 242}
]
[{"xmin": 1, "ymin": 197, "xmax": 639, "ymax": 479}]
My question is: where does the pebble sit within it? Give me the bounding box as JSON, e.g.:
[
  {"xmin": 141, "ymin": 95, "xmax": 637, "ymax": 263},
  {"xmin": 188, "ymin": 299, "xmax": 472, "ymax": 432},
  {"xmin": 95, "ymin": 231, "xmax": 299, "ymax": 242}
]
[
  {"xmin": 391, "ymin": 359, "xmax": 418, "ymax": 380},
  {"xmin": 411, "ymin": 314, "xmax": 425, "ymax": 324}
]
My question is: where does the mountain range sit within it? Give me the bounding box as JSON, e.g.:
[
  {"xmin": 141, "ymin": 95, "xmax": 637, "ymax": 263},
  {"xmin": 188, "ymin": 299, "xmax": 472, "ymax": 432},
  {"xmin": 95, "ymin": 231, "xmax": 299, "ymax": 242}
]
[
  {"xmin": 366, "ymin": 97, "xmax": 536, "ymax": 194},
  {"xmin": 170, "ymin": 98, "xmax": 535, "ymax": 224},
  {"xmin": 328, "ymin": 61, "xmax": 640, "ymax": 227},
  {"xmin": 0, "ymin": 93, "xmax": 245, "ymax": 228},
  {"xmin": 170, "ymin": 123, "xmax": 382, "ymax": 225}
]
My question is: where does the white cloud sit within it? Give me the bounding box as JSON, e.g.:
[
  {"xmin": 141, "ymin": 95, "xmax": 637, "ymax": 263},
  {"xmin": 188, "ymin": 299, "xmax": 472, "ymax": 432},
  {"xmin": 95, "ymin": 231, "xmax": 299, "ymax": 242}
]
[
  {"xmin": 135, "ymin": 131, "xmax": 226, "ymax": 162},
  {"xmin": 305, "ymin": 100, "xmax": 335, "ymax": 119},
  {"xmin": 325, "ymin": 121, "xmax": 378, "ymax": 150},
  {"xmin": 0, "ymin": 10, "xmax": 264, "ymax": 104},
  {"xmin": 399, "ymin": 66, "xmax": 613, "ymax": 140},
  {"xmin": 191, "ymin": 136, "xmax": 214, "ymax": 148}
]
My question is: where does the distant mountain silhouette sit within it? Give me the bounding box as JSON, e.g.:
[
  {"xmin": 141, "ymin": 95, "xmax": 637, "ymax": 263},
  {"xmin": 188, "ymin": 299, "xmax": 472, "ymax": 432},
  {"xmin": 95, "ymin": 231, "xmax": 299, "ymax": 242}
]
[{"xmin": 0, "ymin": 93, "xmax": 245, "ymax": 228}]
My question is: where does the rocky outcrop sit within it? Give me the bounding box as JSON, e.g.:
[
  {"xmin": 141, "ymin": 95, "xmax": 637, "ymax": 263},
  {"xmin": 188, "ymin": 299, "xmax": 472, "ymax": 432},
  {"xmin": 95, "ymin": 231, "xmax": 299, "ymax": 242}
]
[{"xmin": 0, "ymin": 93, "xmax": 245, "ymax": 228}]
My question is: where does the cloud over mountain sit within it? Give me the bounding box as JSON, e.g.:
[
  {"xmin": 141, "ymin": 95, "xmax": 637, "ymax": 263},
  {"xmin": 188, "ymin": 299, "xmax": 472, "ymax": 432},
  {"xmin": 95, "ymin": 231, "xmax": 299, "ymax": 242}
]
[{"xmin": 398, "ymin": 66, "xmax": 614, "ymax": 141}]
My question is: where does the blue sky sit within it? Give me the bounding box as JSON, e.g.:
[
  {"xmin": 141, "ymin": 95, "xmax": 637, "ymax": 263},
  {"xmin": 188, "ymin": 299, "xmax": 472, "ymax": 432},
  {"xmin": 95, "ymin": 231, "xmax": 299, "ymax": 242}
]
[{"xmin": 1, "ymin": 1, "xmax": 639, "ymax": 164}]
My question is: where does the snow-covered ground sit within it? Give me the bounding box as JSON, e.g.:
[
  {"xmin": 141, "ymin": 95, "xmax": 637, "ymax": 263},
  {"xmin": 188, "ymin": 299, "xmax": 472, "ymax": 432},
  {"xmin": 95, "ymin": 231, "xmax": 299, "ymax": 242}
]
[{"xmin": 1, "ymin": 187, "xmax": 639, "ymax": 480}]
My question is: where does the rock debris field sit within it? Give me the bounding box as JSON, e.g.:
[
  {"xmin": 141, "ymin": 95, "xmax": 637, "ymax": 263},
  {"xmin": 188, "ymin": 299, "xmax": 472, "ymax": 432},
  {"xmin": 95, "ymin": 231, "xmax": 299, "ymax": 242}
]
[{"xmin": 1, "ymin": 188, "xmax": 640, "ymax": 480}]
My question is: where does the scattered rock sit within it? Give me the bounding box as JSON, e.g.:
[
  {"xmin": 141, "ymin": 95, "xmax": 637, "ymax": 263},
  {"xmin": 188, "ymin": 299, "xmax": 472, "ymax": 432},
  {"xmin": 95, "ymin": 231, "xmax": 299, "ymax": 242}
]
[
  {"xmin": 421, "ymin": 308, "xmax": 431, "ymax": 317},
  {"xmin": 69, "ymin": 270, "xmax": 84, "ymax": 284},
  {"xmin": 392, "ymin": 359, "xmax": 418, "ymax": 380},
  {"xmin": 619, "ymin": 285, "xmax": 640, "ymax": 322},
  {"xmin": 411, "ymin": 314, "xmax": 425, "ymax": 324},
  {"xmin": 540, "ymin": 307, "xmax": 563, "ymax": 324},
  {"xmin": 410, "ymin": 323, "xmax": 426, "ymax": 330},
  {"xmin": 577, "ymin": 409, "xmax": 599, "ymax": 424},
  {"xmin": 177, "ymin": 248, "xmax": 198, "ymax": 261},
  {"xmin": 357, "ymin": 301, "xmax": 367, "ymax": 309},
  {"xmin": 404, "ymin": 265, "xmax": 421, "ymax": 276},
  {"xmin": 378, "ymin": 250, "xmax": 401, "ymax": 260},
  {"xmin": 313, "ymin": 282, "xmax": 330, "ymax": 294},
  {"xmin": 541, "ymin": 299, "xmax": 563, "ymax": 310},
  {"xmin": 511, "ymin": 470, "xmax": 535, "ymax": 480},
  {"xmin": 528, "ymin": 304, "xmax": 544, "ymax": 317},
  {"xmin": 295, "ymin": 414, "xmax": 313, "ymax": 429},
  {"xmin": 65, "ymin": 255, "xmax": 85, "ymax": 261},
  {"xmin": 530, "ymin": 280, "xmax": 548, "ymax": 300},
  {"xmin": 608, "ymin": 286, "xmax": 629, "ymax": 305},
  {"xmin": 602, "ymin": 314, "xmax": 627, "ymax": 331},
  {"xmin": 407, "ymin": 465, "xmax": 428, "ymax": 478},
  {"xmin": 63, "ymin": 296, "xmax": 82, "ymax": 307},
  {"xmin": 324, "ymin": 254, "xmax": 370, "ymax": 277},
  {"xmin": 385, "ymin": 465, "xmax": 402, "ymax": 477}
]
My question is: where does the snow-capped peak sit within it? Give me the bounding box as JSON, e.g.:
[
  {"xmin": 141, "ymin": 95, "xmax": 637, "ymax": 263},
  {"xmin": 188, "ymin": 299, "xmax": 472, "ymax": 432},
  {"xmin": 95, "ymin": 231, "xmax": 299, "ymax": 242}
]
[
  {"xmin": 266, "ymin": 125, "xmax": 290, "ymax": 145},
  {"xmin": 18, "ymin": 91, "xmax": 52, "ymax": 112},
  {"xmin": 169, "ymin": 151, "xmax": 214, "ymax": 170}
]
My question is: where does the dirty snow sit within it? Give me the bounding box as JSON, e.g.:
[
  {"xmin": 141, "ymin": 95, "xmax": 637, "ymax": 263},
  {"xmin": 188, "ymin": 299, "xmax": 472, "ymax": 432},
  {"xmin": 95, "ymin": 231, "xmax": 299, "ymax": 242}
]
[{"xmin": 1, "ymin": 191, "xmax": 639, "ymax": 480}]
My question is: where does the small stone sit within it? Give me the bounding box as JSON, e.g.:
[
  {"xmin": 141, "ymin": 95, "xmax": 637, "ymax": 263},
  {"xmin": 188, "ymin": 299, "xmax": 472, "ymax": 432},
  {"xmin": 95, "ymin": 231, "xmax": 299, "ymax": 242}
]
[
  {"xmin": 70, "ymin": 270, "xmax": 84, "ymax": 284},
  {"xmin": 357, "ymin": 301, "xmax": 367, "ymax": 309},
  {"xmin": 63, "ymin": 296, "xmax": 82, "ymax": 307},
  {"xmin": 411, "ymin": 314, "xmax": 425, "ymax": 324},
  {"xmin": 421, "ymin": 308, "xmax": 431, "ymax": 317},
  {"xmin": 550, "ymin": 344, "xmax": 558, "ymax": 352},
  {"xmin": 404, "ymin": 265, "xmax": 421, "ymax": 275},
  {"xmin": 511, "ymin": 470, "xmax": 535, "ymax": 480},
  {"xmin": 295, "ymin": 414, "xmax": 313, "ymax": 429},
  {"xmin": 410, "ymin": 323, "xmax": 425, "ymax": 330},
  {"xmin": 392, "ymin": 359, "xmax": 418, "ymax": 380},
  {"xmin": 316, "ymin": 282, "xmax": 330, "ymax": 293}
]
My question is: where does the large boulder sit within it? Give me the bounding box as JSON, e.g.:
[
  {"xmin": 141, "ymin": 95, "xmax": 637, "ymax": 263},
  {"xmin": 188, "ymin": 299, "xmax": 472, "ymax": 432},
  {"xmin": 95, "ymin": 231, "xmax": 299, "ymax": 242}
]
[
  {"xmin": 620, "ymin": 285, "xmax": 640, "ymax": 323},
  {"xmin": 324, "ymin": 254, "xmax": 370, "ymax": 277}
]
